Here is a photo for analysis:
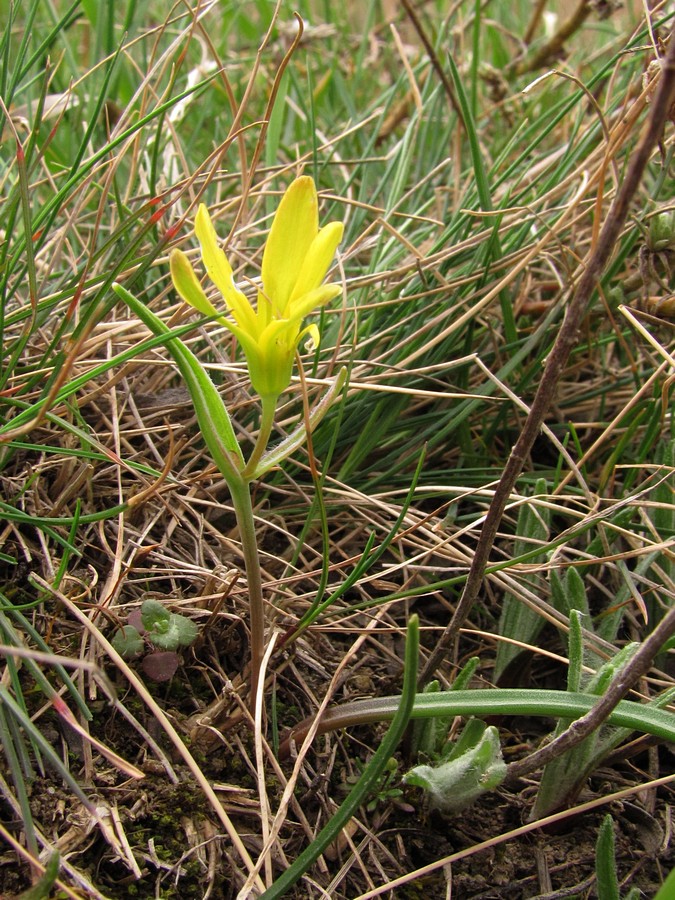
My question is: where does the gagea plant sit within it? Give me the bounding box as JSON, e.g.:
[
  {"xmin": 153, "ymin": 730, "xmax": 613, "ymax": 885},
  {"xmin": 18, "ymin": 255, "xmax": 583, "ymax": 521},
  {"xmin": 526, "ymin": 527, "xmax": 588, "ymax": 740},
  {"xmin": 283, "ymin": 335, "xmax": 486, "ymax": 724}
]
[{"xmin": 113, "ymin": 176, "xmax": 345, "ymax": 706}]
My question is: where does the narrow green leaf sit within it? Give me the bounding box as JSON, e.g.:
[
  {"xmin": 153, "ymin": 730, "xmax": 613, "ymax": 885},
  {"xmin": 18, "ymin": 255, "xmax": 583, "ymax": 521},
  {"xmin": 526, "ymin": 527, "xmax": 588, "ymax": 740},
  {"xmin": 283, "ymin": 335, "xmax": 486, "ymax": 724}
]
[
  {"xmin": 284, "ymin": 689, "xmax": 675, "ymax": 748},
  {"xmin": 261, "ymin": 616, "xmax": 420, "ymax": 899},
  {"xmin": 595, "ymin": 815, "xmax": 620, "ymax": 900},
  {"xmin": 112, "ymin": 283, "xmax": 244, "ymax": 479},
  {"xmin": 567, "ymin": 610, "xmax": 583, "ymax": 694}
]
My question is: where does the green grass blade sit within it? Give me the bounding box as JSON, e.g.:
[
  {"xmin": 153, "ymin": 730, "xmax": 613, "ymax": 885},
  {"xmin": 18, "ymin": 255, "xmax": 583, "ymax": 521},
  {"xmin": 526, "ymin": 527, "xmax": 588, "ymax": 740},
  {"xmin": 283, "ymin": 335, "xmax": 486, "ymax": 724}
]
[{"xmin": 261, "ymin": 615, "xmax": 419, "ymax": 900}]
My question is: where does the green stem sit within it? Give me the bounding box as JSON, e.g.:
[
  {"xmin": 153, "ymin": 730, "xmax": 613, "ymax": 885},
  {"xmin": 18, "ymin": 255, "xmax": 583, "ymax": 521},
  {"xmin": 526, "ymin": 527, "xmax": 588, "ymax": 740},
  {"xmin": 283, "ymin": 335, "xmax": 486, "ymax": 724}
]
[
  {"xmin": 278, "ymin": 689, "xmax": 675, "ymax": 760},
  {"xmin": 243, "ymin": 395, "xmax": 277, "ymax": 481},
  {"xmin": 228, "ymin": 474, "xmax": 266, "ymax": 707}
]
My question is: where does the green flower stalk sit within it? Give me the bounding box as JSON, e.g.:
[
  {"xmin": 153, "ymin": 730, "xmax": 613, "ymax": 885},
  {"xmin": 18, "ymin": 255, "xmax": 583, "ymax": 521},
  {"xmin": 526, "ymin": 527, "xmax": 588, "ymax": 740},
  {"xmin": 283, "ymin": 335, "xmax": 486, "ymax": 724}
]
[{"xmin": 114, "ymin": 176, "xmax": 344, "ymax": 707}]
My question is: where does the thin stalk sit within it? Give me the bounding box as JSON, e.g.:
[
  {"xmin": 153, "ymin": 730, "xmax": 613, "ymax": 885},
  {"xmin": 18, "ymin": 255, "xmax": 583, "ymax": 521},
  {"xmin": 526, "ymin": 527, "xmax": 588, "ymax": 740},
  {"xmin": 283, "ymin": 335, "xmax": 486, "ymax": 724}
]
[
  {"xmin": 401, "ymin": 0, "xmax": 462, "ymax": 120},
  {"xmin": 242, "ymin": 395, "xmax": 277, "ymax": 480},
  {"xmin": 511, "ymin": 0, "xmax": 593, "ymax": 76},
  {"xmin": 228, "ymin": 475, "xmax": 265, "ymax": 706},
  {"xmin": 523, "ymin": 0, "xmax": 549, "ymax": 45}
]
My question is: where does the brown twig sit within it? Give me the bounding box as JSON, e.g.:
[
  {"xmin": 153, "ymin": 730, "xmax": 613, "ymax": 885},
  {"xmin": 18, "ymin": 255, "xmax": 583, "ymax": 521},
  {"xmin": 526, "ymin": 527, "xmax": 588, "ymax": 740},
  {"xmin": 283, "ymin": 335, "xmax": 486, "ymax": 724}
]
[
  {"xmin": 506, "ymin": 603, "xmax": 675, "ymax": 781},
  {"xmin": 419, "ymin": 21, "xmax": 675, "ymax": 687},
  {"xmin": 523, "ymin": 0, "xmax": 550, "ymax": 47},
  {"xmin": 400, "ymin": 0, "xmax": 462, "ymax": 121},
  {"xmin": 511, "ymin": 0, "xmax": 594, "ymax": 77}
]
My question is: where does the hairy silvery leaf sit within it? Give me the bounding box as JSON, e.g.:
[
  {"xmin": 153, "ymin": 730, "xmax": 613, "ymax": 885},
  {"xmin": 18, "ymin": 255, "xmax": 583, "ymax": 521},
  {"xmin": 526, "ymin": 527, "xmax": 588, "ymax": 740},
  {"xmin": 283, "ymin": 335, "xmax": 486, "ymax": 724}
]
[{"xmin": 404, "ymin": 722, "xmax": 506, "ymax": 814}]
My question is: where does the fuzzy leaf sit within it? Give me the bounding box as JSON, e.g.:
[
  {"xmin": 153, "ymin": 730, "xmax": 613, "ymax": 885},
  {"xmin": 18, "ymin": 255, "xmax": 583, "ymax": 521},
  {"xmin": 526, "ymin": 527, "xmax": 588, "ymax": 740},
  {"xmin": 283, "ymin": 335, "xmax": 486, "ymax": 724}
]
[
  {"xmin": 595, "ymin": 815, "xmax": 620, "ymax": 900},
  {"xmin": 140, "ymin": 598, "xmax": 171, "ymax": 631},
  {"xmin": 404, "ymin": 721, "xmax": 506, "ymax": 814},
  {"xmin": 140, "ymin": 599, "xmax": 198, "ymax": 650},
  {"xmin": 531, "ymin": 643, "xmax": 642, "ymax": 820},
  {"xmin": 149, "ymin": 614, "xmax": 198, "ymax": 650},
  {"xmin": 111, "ymin": 625, "xmax": 144, "ymax": 659}
]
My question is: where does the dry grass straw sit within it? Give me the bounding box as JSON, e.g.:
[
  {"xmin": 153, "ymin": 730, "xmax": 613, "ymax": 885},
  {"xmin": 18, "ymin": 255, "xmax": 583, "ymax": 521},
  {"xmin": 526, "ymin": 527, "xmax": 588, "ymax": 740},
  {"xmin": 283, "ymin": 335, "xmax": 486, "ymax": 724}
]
[{"xmin": 1, "ymin": 0, "xmax": 674, "ymax": 895}]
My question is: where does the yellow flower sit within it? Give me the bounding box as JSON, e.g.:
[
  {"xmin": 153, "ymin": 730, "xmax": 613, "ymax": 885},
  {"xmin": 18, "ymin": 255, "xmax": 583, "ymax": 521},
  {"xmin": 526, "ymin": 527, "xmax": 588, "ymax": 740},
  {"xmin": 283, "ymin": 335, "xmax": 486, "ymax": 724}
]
[{"xmin": 170, "ymin": 176, "xmax": 343, "ymax": 403}]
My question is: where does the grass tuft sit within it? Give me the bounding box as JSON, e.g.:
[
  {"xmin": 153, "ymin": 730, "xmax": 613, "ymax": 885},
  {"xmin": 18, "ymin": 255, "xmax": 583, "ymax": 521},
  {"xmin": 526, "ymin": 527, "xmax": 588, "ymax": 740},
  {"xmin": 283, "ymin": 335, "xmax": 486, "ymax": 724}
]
[{"xmin": 1, "ymin": 1, "xmax": 674, "ymax": 896}]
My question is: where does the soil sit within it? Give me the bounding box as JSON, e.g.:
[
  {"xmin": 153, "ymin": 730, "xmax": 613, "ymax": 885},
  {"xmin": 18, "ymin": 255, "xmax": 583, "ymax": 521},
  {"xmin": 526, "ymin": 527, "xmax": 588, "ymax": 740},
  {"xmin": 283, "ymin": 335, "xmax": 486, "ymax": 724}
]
[{"xmin": 1, "ymin": 663, "xmax": 673, "ymax": 899}]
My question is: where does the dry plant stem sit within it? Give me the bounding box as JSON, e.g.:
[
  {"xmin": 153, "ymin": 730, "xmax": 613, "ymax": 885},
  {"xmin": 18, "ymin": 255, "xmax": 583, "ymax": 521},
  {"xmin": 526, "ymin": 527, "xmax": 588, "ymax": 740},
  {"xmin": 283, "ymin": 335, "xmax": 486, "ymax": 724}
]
[
  {"xmin": 419, "ymin": 22, "xmax": 675, "ymax": 686},
  {"xmin": 239, "ymin": 12, "xmax": 304, "ymax": 212},
  {"xmin": 0, "ymin": 820, "xmax": 102, "ymax": 900},
  {"xmin": 238, "ymin": 609, "xmax": 396, "ymax": 897},
  {"xmin": 523, "ymin": 0, "xmax": 550, "ymax": 46},
  {"xmin": 401, "ymin": 0, "xmax": 462, "ymax": 121},
  {"xmin": 511, "ymin": 0, "xmax": 593, "ymax": 76},
  {"xmin": 507, "ymin": 603, "xmax": 675, "ymax": 781}
]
